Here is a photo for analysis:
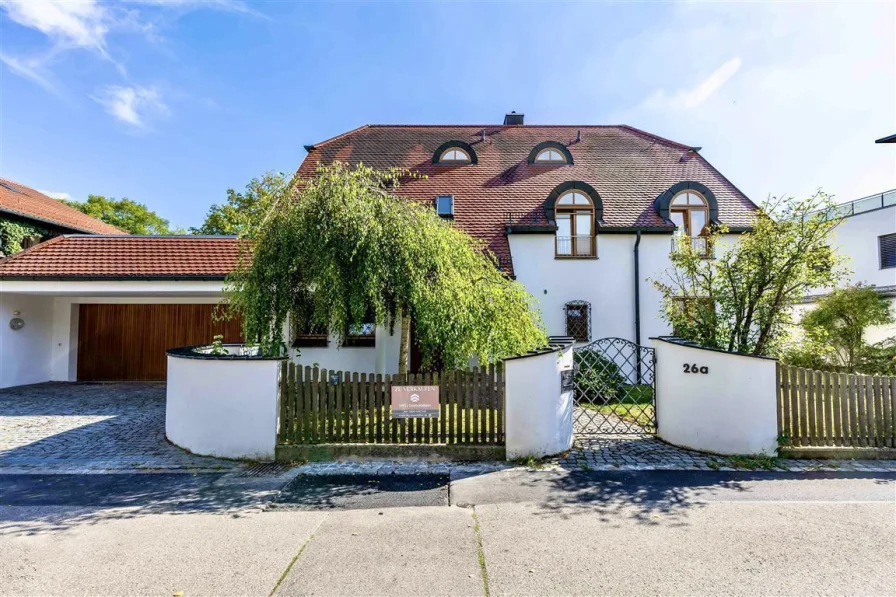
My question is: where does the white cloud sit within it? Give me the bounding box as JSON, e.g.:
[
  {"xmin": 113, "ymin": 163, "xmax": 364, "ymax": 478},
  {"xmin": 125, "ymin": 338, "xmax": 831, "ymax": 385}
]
[
  {"xmin": 0, "ymin": 0, "xmax": 112, "ymax": 57},
  {"xmin": 0, "ymin": 53, "xmax": 58, "ymax": 94},
  {"xmin": 643, "ymin": 57, "xmax": 742, "ymax": 111},
  {"xmin": 39, "ymin": 190, "xmax": 72, "ymax": 201},
  {"xmin": 609, "ymin": 2, "xmax": 896, "ymax": 204},
  {"xmin": 90, "ymin": 85, "xmax": 168, "ymax": 129}
]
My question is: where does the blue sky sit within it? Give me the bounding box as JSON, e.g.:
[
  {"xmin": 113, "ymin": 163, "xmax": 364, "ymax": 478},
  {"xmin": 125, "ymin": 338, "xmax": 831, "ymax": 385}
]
[{"xmin": 1, "ymin": 1, "xmax": 894, "ymax": 230}]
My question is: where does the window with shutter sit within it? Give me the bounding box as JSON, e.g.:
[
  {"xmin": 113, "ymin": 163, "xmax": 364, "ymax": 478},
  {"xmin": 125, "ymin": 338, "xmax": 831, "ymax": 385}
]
[{"xmin": 880, "ymin": 233, "xmax": 896, "ymax": 269}]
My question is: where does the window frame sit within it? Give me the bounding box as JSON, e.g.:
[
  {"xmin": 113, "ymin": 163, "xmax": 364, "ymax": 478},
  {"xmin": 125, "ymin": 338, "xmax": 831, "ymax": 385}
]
[
  {"xmin": 880, "ymin": 233, "xmax": 896, "ymax": 269},
  {"xmin": 292, "ymin": 318, "xmax": 329, "ymax": 348},
  {"xmin": 342, "ymin": 321, "xmax": 376, "ymax": 348},
  {"xmin": 554, "ymin": 190, "xmax": 597, "ymax": 259},
  {"xmin": 438, "ymin": 147, "xmax": 472, "ymax": 164},
  {"xmin": 435, "ymin": 195, "xmax": 454, "ymax": 217},
  {"xmin": 670, "ymin": 190, "xmax": 712, "ymax": 258},
  {"xmin": 564, "ymin": 300, "xmax": 592, "ymax": 342},
  {"xmin": 534, "ymin": 148, "xmax": 567, "ymax": 164}
]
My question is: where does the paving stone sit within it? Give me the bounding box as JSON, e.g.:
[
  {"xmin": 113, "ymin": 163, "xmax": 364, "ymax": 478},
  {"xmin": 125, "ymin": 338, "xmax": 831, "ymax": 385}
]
[{"xmin": 0, "ymin": 382, "xmax": 238, "ymax": 473}]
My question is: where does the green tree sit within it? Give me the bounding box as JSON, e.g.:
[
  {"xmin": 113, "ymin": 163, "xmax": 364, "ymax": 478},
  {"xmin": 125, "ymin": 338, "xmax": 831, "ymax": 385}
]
[
  {"xmin": 793, "ymin": 285, "xmax": 895, "ymax": 372},
  {"xmin": 63, "ymin": 195, "xmax": 180, "ymax": 235},
  {"xmin": 652, "ymin": 192, "xmax": 848, "ymax": 356},
  {"xmin": 0, "ymin": 217, "xmax": 47, "ymax": 257},
  {"xmin": 223, "ymin": 163, "xmax": 547, "ymax": 371},
  {"xmin": 190, "ymin": 172, "xmax": 285, "ymax": 236}
]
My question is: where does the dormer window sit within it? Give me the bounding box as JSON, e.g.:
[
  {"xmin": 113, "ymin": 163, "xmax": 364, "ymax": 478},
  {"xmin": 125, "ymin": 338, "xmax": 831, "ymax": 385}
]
[
  {"xmin": 555, "ymin": 190, "xmax": 596, "ymax": 258},
  {"xmin": 670, "ymin": 190, "xmax": 711, "ymax": 257},
  {"xmin": 435, "ymin": 195, "xmax": 454, "ymax": 217},
  {"xmin": 534, "ymin": 148, "xmax": 567, "ymax": 163},
  {"xmin": 439, "ymin": 148, "xmax": 471, "ymax": 163}
]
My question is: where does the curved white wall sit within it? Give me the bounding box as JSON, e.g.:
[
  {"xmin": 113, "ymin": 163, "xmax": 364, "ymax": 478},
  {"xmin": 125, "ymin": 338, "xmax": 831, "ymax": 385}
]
[
  {"xmin": 504, "ymin": 343, "xmax": 574, "ymax": 459},
  {"xmin": 166, "ymin": 355, "xmax": 282, "ymax": 460},
  {"xmin": 654, "ymin": 339, "xmax": 778, "ymax": 455}
]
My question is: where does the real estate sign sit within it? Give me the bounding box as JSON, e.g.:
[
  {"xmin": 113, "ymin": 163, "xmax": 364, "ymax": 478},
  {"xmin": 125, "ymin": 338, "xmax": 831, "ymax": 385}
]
[{"xmin": 391, "ymin": 385, "xmax": 439, "ymax": 418}]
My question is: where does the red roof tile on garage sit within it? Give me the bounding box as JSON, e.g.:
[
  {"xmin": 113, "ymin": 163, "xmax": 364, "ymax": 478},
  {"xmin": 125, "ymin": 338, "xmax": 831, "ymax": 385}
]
[
  {"xmin": 297, "ymin": 124, "xmax": 757, "ymax": 275},
  {"xmin": 0, "ymin": 177, "xmax": 124, "ymax": 235},
  {"xmin": 0, "ymin": 235, "xmax": 242, "ymax": 280}
]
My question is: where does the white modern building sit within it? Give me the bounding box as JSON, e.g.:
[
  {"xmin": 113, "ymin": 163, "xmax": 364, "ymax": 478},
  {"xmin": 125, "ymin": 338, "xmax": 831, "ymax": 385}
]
[{"xmin": 0, "ymin": 114, "xmax": 761, "ymax": 388}]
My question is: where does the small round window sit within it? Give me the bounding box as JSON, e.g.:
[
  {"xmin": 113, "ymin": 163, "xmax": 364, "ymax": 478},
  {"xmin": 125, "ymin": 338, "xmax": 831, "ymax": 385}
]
[{"xmin": 439, "ymin": 148, "xmax": 472, "ymax": 163}]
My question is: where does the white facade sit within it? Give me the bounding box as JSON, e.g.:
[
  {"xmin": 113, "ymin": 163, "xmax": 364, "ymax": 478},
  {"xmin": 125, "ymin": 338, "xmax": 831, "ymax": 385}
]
[
  {"xmin": 654, "ymin": 338, "xmax": 779, "ymax": 455},
  {"xmin": 509, "ymin": 232, "xmax": 742, "ymax": 347},
  {"xmin": 797, "ymin": 197, "xmax": 896, "ymax": 345}
]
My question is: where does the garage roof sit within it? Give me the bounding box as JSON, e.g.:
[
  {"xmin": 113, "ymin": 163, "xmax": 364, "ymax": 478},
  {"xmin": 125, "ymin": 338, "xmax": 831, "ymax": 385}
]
[{"xmin": 0, "ymin": 235, "xmax": 242, "ymax": 280}]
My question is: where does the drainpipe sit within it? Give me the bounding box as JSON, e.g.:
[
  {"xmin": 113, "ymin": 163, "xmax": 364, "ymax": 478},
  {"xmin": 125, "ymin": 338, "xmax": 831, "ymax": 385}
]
[
  {"xmin": 634, "ymin": 230, "xmax": 642, "ymax": 346},
  {"xmin": 634, "ymin": 231, "xmax": 643, "ymax": 384}
]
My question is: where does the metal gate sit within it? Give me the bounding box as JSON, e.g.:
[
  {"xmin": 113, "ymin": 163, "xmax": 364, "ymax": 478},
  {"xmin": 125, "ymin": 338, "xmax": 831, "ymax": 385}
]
[{"xmin": 573, "ymin": 337, "xmax": 656, "ymax": 435}]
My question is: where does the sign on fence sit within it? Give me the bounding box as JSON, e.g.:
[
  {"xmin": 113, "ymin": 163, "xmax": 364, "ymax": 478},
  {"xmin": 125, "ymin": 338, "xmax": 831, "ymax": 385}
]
[{"xmin": 391, "ymin": 385, "xmax": 440, "ymax": 418}]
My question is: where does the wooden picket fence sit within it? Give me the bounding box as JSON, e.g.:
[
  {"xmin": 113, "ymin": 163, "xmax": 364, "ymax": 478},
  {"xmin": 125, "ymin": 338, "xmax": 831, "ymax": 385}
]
[
  {"xmin": 777, "ymin": 364, "xmax": 896, "ymax": 448},
  {"xmin": 277, "ymin": 363, "xmax": 504, "ymax": 445}
]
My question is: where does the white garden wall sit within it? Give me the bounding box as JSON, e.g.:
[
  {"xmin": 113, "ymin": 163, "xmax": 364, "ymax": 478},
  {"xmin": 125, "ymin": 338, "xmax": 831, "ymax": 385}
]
[
  {"xmin": 654, "ymin": 337, "xmax": 778, "ymax": 455},
  {"xmin": 504, "ymin": 340, "xmax": 574, "ymax": 459},
  {"xmin": 165, "ymin": 349, "xmax": 284, "ymax": 460}
]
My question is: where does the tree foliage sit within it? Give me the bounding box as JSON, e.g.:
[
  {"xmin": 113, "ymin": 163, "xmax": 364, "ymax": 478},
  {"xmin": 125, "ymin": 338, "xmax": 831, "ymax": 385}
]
[
  {"xmin": 652, "ymin": 192, "xmax": 848, "ymax": 356},
  {"xmin": 63, "ymin": 195, "xmax": 180, "ymax": 235},
  {"xmin": 190, "ymin": 172, "xmax": 286, "ymax": 236},
  {"xmin": 783, "ymin": 285, "xmax": 896, "ymax": 374},
  {"xmin": 224, "ymin": 163, "xmax": 547, "ymax": 369},
  {"xmin": 0, "ymin": 217, "xmax": 47, "ymax": 257}
]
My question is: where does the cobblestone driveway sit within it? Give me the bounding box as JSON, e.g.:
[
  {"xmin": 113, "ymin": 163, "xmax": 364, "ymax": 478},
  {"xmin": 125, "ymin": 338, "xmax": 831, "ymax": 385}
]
[{"xmin": 0, "ymin": 383, "xmax": 238, "ymax": 472}]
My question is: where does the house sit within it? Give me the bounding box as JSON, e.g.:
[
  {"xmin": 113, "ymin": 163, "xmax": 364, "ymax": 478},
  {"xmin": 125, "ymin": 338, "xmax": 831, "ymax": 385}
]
[
  {"xmin": 0, "ymin": 177, "xmax": 122, "ymax": 256},
  {"xmin": 794, "ymin": 189, "xmax": 896, "ymax": 344},
  {"xmin": 0, "ymin": 113, "xmax": 759, "ymax": 387}
]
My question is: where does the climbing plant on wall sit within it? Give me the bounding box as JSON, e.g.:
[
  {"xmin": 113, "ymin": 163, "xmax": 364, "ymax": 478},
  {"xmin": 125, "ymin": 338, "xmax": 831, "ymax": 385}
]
[{"xmin": 0, "ymin": 217, "xmax": 47, "ymax": 257}]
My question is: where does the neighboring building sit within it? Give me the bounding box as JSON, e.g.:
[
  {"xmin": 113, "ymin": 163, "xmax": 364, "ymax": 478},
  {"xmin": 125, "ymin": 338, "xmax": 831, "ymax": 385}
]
[
  {"xmin": 796, "ymin": 189, "xmax": 896, "ymax": 344},
  {"xmin": 0, "ymin": 113, "xmax": 760, "ymax": 387},
  {"xmin": 0, "ymin": 177, "xmax": 122, "ymax": 255}
]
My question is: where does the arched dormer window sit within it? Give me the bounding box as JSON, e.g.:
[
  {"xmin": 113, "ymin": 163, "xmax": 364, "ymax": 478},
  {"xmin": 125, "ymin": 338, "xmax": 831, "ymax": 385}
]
[
  {"xmin": 432, "ymin": 141, "xmax": 478, "ymax": 165},
  {"xmin": 655, "ymin": 181, "xmax": 719, "ymax": 258},
  {"xmin": 528, "ymin": 141, "xmax": 573, "ymax": 165},
  {"xmin": 555, "ymin": 190, "xmax": 595, "ymax": 257}
]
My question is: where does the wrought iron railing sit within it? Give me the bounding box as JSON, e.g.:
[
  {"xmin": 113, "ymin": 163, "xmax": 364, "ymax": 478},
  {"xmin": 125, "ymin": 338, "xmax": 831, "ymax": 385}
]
[
  {"xmin": 670, "ymin": 235, "xmax": 712, "ymax": 258},
  {"xmin": 556, "ymin": 235, "xmax": 596, "ymax": 257}
]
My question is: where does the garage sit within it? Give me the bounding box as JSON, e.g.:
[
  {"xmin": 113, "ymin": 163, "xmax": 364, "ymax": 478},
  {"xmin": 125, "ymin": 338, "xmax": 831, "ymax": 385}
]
[{"xmin": 77, "ymin": 304, "xmax": 243, "ymax": 381}]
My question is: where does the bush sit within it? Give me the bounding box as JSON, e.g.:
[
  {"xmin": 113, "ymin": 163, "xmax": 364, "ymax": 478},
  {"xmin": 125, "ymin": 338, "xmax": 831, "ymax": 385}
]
[{"xmin": 573, "ymin": 350, "xmax": 626, "ymax": 405}]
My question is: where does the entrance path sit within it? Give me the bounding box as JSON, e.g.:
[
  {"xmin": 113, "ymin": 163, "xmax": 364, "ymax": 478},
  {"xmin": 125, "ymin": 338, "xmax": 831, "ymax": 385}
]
[{"xmin": 0, "ymin": 383, "xmax": 238, "ymax": 473}]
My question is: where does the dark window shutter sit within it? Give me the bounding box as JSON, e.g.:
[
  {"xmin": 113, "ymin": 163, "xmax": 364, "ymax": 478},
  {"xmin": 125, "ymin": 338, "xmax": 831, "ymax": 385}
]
[{"xmin": 881, "ymin": 233, "xmax": 896, "ymax": 269}]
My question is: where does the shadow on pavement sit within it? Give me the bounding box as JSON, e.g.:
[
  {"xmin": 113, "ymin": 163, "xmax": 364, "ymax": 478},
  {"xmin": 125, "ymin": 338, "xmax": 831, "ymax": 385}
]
[{"xmin": 272, "ymin": 474, "xmax": 450, "ymax": 510}]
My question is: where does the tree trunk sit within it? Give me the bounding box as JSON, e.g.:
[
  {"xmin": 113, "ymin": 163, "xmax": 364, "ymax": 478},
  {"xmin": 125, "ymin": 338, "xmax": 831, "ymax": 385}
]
[{"xmin": 398, "ymin": 312, "xmax": 411, "ymax": 375}]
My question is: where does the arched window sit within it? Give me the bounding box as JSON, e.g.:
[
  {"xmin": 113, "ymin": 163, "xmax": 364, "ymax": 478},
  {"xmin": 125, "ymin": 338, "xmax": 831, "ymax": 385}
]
[
  {"xmin": 555, "ymin": 190, "xmax": 595, "ymax": 257},
  {"xmin": 439, "ymin": 147, "xmax": 472, "ymax": 163},
  {"xmin": 534, "ymin": 148, "xmax": 567, "ymax": 163},
  {"xmin": 670, "ymin": 190, "xmax": 710, "ymax": 256}
]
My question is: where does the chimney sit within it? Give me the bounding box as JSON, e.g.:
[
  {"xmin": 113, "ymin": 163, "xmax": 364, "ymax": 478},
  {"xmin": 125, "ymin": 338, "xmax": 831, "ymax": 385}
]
[{"xmin": 503, "ymin": 111, "xmax": 524, "ymax": 126}]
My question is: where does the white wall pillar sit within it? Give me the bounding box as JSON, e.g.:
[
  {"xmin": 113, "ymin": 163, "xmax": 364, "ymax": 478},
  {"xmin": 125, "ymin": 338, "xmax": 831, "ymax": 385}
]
[
  {"xmin": 654, "ymin": 337, "xmax": 778, "ymax": 455},
  {"xmin": 504, "ymin": 340, "xmax": 574, "ymax": 459}
]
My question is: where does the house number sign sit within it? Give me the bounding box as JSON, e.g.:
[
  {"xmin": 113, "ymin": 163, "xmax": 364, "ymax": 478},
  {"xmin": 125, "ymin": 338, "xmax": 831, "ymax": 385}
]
[{"xmin": 683, "ymin": 363, "xmax": 709, "ymax": 374}]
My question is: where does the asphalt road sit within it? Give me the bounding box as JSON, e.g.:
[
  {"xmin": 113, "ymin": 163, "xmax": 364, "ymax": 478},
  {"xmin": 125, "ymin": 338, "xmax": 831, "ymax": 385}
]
[{"xmin": 1, "ymin": 470, "xmax": 894, "ymax": 596}]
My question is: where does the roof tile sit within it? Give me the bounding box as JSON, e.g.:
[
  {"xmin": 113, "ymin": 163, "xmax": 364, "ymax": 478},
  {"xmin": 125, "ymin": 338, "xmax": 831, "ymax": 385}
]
[{"xmin": 0, "ymin": 177, "xmax": 124, "ymax": 235}]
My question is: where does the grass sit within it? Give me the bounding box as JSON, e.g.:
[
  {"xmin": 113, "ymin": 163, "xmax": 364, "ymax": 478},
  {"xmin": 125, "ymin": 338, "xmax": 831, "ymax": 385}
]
[
  {"xmin": 578, "ymin": 384, "xmax": 656, "ymax": 428},
  {"xmin": 471, "ymin": 511, "xmax": 491, "ymax": 597},
  {"xmin": 512, "ymin": 455, "xmax": 549, "ymax": 469},
  {"xmin": 725, "ymin": 454, "xmax": 781, "ymax": 471}
]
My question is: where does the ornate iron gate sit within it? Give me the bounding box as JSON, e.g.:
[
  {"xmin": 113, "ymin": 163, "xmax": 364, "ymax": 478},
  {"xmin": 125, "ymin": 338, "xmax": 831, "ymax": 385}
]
[{"xmin": 573, "ymin": 337, "xmax": 657, "ymax": 435}]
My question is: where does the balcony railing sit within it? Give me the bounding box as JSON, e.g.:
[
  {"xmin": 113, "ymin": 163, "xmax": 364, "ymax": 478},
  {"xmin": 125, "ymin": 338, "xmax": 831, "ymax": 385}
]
[
  {"xmin": 821, "ymin": 189, "xmax": 896, "ymax": 220},
  {"xmin": 671, "ymin": 235, "xmax": 713, "ymax": 258},
  {"xmin": 556, "ymin": 235, "xmax": 597, "ymax": 258}
]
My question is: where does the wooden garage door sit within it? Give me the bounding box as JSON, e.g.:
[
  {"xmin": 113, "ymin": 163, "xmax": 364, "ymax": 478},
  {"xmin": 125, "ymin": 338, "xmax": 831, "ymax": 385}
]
[{"xmin": 77, "ymin": 304, "xmax": 243, "ymax": 381}]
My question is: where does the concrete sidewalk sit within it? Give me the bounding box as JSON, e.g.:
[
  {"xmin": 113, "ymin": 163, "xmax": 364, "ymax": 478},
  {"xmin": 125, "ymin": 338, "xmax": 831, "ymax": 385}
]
[{"xmin": 3, "ymin": 469, "xmax": 893, "ymax": 596}]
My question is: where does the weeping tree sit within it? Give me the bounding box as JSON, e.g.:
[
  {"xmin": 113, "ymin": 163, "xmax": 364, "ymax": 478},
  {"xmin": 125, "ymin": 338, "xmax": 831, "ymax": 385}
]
[
  {"xmin": 652, "ymin": 192, "xmax": 849, "ymax": 356},
  {"xmin": 223, "ymin": 162, "xmax": 547, "ymax": 371}
]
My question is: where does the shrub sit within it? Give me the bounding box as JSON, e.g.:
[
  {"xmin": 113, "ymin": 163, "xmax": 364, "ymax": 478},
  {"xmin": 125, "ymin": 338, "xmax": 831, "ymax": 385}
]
[{"xmin": 573, "ymin": 349, "xmax": 626, "ymax": 405}]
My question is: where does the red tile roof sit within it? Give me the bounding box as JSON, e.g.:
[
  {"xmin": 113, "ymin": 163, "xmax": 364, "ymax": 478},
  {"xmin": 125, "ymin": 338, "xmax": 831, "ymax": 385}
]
[
  {"xmin": 297, "ymin": 124, "xmax": 757, "ymax": 274},
  {"xmin": 0, "ymin": 235, "xmax": 242, "ymax": 279},
  {"xmin": 0, "ymin": 177, "xmax": 124, "ymax": 235}
]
